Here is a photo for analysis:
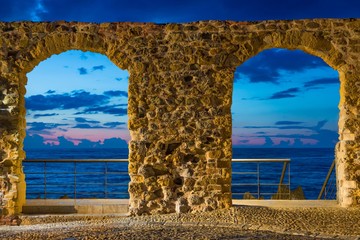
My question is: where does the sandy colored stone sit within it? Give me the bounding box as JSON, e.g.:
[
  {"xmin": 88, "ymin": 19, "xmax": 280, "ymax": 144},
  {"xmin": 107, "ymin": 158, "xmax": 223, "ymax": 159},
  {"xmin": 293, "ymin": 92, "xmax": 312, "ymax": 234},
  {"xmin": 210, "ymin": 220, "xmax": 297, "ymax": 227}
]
[
  {"xmin": 0, "ymin": 19, "xmax": 359, "ymax": 217},
  {"xmin": 1, "ymin": 205, "xmax": 360, "ymax": 239}
]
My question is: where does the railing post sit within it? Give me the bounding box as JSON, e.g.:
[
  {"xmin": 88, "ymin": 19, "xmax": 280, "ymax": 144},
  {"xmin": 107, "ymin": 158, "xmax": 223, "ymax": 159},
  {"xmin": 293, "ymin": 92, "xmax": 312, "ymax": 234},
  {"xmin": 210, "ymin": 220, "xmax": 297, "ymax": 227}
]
[
  {"xmin": 288, "ymin": 162, "xmax": 291, "ymax": 199},
  {"xmin": 278, "ymin": 161, "xmax": 288, "ymax": 198},
  {"xmin": 318, "ymin": 159, "xmax": 335, "ymax": 199},
  {"xmin": 44, "ymin": 161, "xmax": 47, "ymax": 199},
  {"xmin": 105, "ymin": 161, "xmax": 108, "ymax": 198},
  {"xmin": 257, "ymin": 162, "xmax": 260, "ymax": 199},
  {"xmin": 74, "ymin": 161, "xmax": 77, "ymax": 199}
]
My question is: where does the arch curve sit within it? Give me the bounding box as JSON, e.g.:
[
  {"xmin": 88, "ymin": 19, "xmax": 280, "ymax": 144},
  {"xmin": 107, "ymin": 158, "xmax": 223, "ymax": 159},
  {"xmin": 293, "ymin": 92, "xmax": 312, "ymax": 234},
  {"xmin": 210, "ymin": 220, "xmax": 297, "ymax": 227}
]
[{"xmin": 0, "ymin": 19, "xmax": 359, "ymax": 217}]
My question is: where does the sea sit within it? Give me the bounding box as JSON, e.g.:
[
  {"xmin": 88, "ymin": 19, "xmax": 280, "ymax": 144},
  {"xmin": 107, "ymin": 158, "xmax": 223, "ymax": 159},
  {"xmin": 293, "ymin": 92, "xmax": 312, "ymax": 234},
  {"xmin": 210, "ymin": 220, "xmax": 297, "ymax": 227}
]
[{"xmin": 23, "ymin": 148, "xmax": 336, "ymax": 200}]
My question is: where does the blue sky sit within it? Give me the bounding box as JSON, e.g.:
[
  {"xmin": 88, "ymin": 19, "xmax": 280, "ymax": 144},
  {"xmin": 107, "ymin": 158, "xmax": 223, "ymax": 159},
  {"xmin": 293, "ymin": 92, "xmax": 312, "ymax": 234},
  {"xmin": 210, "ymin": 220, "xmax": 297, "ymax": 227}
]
[
  {"xmin": 24, "ymin": 51, "xmax": 129, "ymax": 148},
  {"xmin": 1, "ymin": 0, "xmax": 359, "ymax": 149},
  {"xmin": 1, "ymin": 0, "xmax": 359, "ymax": 22},
  {"xmin": 232, "ymin": 49, "xmax": 339, "ymax": 148}
]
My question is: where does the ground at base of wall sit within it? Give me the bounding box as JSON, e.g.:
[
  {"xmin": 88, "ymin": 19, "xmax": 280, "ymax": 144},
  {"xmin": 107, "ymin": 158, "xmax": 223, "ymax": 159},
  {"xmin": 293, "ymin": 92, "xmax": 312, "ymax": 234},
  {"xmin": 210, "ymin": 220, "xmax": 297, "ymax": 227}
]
[
  {"xmin": 0, "ymin": 215, "xmax": 21, "ymax": 226},
  {"xmin": 0, "ymin": 206, "xmax": 359, "ymax": 240}
]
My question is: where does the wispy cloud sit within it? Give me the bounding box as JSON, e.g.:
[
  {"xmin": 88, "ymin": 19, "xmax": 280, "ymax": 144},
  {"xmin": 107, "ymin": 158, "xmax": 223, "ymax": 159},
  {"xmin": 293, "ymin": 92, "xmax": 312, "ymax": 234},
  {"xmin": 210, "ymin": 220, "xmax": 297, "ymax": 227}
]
[
  {"xmin": 244, "ymin": 120, "xmax": 328, "ymax": 131},
  {"xmin": 235, "ymin": 49, "xmax": 328, "ymax": 84},
  {"xmin": 103, "ymin": 121, "xmax": 126, "ymax": 128},
  {"xmin": 27, "ymin": 122, "xmax": 68, "ymax": 131},
  {"xmin": 80, "ymin": 53, "xmax": 88, "ymax": 60},
  {"xmin": 104, "ymin": 90, "xmax": 128, "ymax": 98},
  {"xmin": 73, "ymin": 124, "xmax": 104, "ymax": 129},
  {"xmin": 30, "ymin": 0, "xmax": 47, "ymax": 21},
  {"xmin": 304, "ymin": 77, "xmax": 338, "ymax": 88},
  {"xmin": 78, "ymin": 67, "xmax": 88, "ymax": 75},
  {"xmin": 275, "ymin": 121, "xmax": 303, "ymax": 125},
  {"xmin": 237, "ymin": 120, "xmax": 337, "ymax": 148},
  {"xmin": 33, "ymin": 113, "xmax": 59, "ymax": 118},
  {"xmin": 26, "ymin": 90, "xmax": 109, "ymax": 111},
  {"xmin": 79, "ymin": 105, "xmax": 127, "ymax": 116},
  {"xmin": 45, "ymin": 90, "xmax": 56, "ymax": 94},
  {"xmin": 24, "ymin": 134, "xmax": 128, "ymax": 149},
  {"xmin": 74, "ymin": 117, "xmax": 100, "ymax": 124},
  {"xmin": 268, "ymin": 87, "xmax": 300, "ymax": 99},
  {"xmin": 92, "ymin": 65, "xmax": 105, "ymax": 71}
]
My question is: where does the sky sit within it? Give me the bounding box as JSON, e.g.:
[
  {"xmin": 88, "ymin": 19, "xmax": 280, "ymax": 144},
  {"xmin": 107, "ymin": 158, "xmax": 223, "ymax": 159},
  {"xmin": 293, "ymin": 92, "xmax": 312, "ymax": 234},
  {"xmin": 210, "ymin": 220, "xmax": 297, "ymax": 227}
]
[
  {"xmin": 24, "ymin": 51, "xmax": 129, "ymax": 149},
  {"xmin": 1, "ymin": 0, "xmax": 359, "ymax": 149}
]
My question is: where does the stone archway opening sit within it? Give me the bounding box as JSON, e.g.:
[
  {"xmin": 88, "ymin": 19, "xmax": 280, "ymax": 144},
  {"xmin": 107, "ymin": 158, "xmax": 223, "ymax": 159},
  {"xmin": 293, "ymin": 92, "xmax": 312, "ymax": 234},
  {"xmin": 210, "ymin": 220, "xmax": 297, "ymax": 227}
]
[
  {"xmin": 231, "ymin": 48, "xmax": 339, "ymax": 201},
  {"xmin": 22, "ymin": 49, "xmax": 130, "ymax": 209},
  {"xmin": 1, "ymin": 20, "xmax": 359, "ymax": 218}
]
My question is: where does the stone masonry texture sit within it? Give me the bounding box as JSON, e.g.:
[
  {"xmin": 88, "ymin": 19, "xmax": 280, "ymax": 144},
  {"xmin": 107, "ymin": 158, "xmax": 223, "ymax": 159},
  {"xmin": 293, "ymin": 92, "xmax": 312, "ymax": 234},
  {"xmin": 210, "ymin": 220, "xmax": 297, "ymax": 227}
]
[{"xmin": 0, "ymin": 19, "xmax": 359, "ymax": 217}]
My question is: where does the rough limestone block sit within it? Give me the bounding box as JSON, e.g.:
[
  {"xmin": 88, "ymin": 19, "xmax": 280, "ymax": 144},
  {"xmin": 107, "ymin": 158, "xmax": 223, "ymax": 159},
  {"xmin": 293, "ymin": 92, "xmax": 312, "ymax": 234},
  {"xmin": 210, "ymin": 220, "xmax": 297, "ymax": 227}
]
[{"xmin": 0, "ymin": 19, "xmax": 359, "ymax": 218}]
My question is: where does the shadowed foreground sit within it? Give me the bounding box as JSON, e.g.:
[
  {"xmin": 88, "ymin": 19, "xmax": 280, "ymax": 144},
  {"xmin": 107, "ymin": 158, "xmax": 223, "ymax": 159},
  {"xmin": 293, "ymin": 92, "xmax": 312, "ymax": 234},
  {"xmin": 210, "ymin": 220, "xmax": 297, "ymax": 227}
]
[{"xmin": 1, "ymin": 205, "xmax": 360, "ymax": 239}]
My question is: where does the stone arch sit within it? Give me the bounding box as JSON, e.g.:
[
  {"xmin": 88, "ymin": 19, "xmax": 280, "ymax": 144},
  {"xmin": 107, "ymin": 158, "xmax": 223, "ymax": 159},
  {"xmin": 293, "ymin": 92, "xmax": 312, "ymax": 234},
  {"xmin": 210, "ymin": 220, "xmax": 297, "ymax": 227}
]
[
  {"xmin": 1, "ymin": 20, "xmax": 359, "ymax": 218},
  {"xmin": 12, "ymin": 26, "xmax": 134, "ymax": 214},
  {"xmin": 231, "ymin": 46, "xmax": 340, "ymax": 198},
  {"xmin": 228, "ymin": 29, "xmax": 351, "ymax": 206}
]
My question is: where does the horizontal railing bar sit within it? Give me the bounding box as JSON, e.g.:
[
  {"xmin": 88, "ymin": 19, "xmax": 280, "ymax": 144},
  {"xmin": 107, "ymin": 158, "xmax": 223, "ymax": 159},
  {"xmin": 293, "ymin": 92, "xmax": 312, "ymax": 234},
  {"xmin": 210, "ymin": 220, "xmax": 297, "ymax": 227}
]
[
  {"xmin": 26, "ymin": 172, "xmax": 130, "ymax": 175},
  {"xmin": 44, "ymin": 172, "xmax": 125, "ymax": 174},
  {"xmin": 103, "ymin": 184, "xmax": 129, "ymax": 186},
  {"xmin": 25, "ymin": 158, "xmax": 290, "ymax": 163},
  {"xmin": 232, "ymin": 158, "xmax": 291, "ymax": 163},
  {"xmin": 259, "ymin": 193, "xmax": 290, "ymax": 195},
  {"xmin": 27, "ymin": 185, "xmax": 74, "ymax": 186},
  {"xmin": 27, "ymin": 192, "xmax": 130, "ymax": 195},
  {"xmin": 27, "ymin": 183, "xmax": 129, "ymax": 186},
  {"xmin": 24, "ymin": 158, "xmax": 291, "ymax": 200},
  {"xmin": 260, "ymin": 183, "xmax": 290, "ymax": 186},
  {"xmin": 25, "ymin": 159, "xmax": 129, "ymax": 162},
  {"xmin": 232, "ymin": 172, "xmax": 258, "ymax": 175},
  {"xmin": 232, "ymin": 193, "xmax": 290, "ymax": 195},
  {"xmin": 232, "ymin": 193, "xmax": 258, "ymax": 195},
  {"xmin": 232, "ymin": 183, "xmax": 259, "ymax": 186}
]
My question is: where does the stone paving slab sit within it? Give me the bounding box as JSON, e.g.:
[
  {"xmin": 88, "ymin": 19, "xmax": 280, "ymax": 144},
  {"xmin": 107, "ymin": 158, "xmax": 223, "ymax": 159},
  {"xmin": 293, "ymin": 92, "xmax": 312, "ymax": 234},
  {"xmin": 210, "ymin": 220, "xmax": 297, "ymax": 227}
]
[{"xmin": 0, "ymin": 204, "xmax": 359, "ymax": 239}]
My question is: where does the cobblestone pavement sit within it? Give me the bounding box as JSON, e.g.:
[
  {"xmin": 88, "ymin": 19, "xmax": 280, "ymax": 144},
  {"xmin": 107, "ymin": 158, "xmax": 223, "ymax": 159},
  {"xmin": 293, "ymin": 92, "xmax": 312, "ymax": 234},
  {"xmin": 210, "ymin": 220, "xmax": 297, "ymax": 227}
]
[{"xmin": 0, "ymin": 206, "xmax": 359, "ymax": 240}]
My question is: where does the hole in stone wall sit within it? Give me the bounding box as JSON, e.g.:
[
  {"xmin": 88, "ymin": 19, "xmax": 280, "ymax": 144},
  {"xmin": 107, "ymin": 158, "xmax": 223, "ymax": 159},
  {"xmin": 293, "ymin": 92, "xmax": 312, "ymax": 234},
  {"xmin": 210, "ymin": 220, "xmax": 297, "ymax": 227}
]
[
  {"xmin": 184, "ymin": 76, "xmax": 193, "ymax": 83},
  {"xmin": 165, "ymin": 143, "xmax": 181, "ymax": 155},
  {"xmin": 231, "ymin": 48, "xmax": 339, "ymax": 200},
  {"xmin": 190, "ymin": 64, "xmax": 199, "ymax": 70},
  {"xmin": 174, "ymin": 177, "xmax": 183, "ymax": 186},
  {"xmin": 205, "ymin": 137, "xmax": 215, "ymax": 144},
  {"xmin": 201, "ymin": 33, "xmax": 212, "ymax": 40},
  {"xmin": 23, "ymin": 50, "xmax": 130, "ymax": 200},
  {"xmin": 182, "ymin": 154, "xmax": 199, "ymax": 164}
]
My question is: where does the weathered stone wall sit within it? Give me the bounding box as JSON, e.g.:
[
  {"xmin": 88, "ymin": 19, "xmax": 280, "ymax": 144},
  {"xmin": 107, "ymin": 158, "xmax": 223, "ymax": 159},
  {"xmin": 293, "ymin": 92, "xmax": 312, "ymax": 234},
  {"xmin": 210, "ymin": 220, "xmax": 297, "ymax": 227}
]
[{"xmin": 0, "ymin": 19, "xmax": 359, "ymax": 216}]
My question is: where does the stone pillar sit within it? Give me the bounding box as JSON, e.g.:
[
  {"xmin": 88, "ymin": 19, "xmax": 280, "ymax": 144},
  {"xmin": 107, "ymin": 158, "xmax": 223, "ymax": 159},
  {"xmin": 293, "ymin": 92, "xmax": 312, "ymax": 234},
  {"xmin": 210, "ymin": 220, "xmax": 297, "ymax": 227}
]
[
  {"xmin": 0, "ymin": 20, "xmax": 360, "ymax": 217},
  {"xmin": 0, "ymin": 74, "xmax": 26, "ymax": 215},
  {"xmin": 337, "ymin": 69, "xmax": 360, "ymax": 207},
  {"xmin": 127, "ymin": 45, "xmax": 234, "ymax": 214}
]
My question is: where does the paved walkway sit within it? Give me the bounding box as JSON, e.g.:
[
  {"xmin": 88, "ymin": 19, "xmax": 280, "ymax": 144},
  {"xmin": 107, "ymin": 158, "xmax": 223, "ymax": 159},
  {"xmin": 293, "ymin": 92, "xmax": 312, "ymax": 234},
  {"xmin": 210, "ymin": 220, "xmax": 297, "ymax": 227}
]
[
  {"xmin": 1, "ymin": 201, "xmax": 359, "ymax": 239},
  {"xmin": 23, "ymin": 199, "xmax": 338, "ymax": 214},
  {"xmin": 233, "ymin": 200, "xmax": 338, "ymax": 208}
]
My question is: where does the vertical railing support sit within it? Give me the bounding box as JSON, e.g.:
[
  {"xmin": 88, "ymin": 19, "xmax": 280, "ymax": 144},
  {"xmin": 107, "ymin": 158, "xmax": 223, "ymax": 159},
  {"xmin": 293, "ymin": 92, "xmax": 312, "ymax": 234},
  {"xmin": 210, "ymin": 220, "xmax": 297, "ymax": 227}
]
[
  {"xmin": 318, "ymin": 159, "xmax": 335, "ymax": 199},
  {"xmin": 74, "ymin": 161, "xmax": 77, "ymax": 199},
  {"xmin": 44, "ymin": 161, "xmax": 47, "ymax": 199},
  {"xmin": 278, "ymin": 161, "xmax": 288, "ymax": 198},
  {"xmin": 105, "ymin": 162, "xmax": 108, "ymax": 198},
  {"xmin": 257, "ymin": 162, "xmax": 260, "ymax": 199}
]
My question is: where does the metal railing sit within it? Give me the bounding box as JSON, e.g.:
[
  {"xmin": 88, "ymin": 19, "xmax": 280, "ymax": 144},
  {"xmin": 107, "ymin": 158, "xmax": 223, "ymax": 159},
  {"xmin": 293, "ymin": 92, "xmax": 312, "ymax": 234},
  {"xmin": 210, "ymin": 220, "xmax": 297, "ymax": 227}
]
[
  {"xmin": 24, "ymin": 158, "xmax": 291, "ymax": 200},
  {"xmin": 318, "ymin": 159, "xmax": 336, "ymax": 200},
  {"xmin": 24, "ymin": 159, "xmax": 129, "ymax": 199},
  {"xmin": 232, "ymin": 159, "xmax": 291, "ymax": 199}
]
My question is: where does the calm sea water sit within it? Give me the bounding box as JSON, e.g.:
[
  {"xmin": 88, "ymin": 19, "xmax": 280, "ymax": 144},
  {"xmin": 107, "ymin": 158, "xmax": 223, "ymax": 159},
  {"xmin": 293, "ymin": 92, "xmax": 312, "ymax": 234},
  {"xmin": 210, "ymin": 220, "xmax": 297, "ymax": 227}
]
[{"xmin": 23, "ymin": 148, "xmax": 335, "ymax": 200}]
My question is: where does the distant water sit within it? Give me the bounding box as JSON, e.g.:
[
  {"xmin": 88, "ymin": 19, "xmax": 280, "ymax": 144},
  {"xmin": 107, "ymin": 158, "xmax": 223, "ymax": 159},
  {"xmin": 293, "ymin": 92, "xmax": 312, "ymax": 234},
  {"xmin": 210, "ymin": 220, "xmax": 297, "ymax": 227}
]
[{"xmin": 23, "ymin": 148, "xmax": 335, "ymax": 200}]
